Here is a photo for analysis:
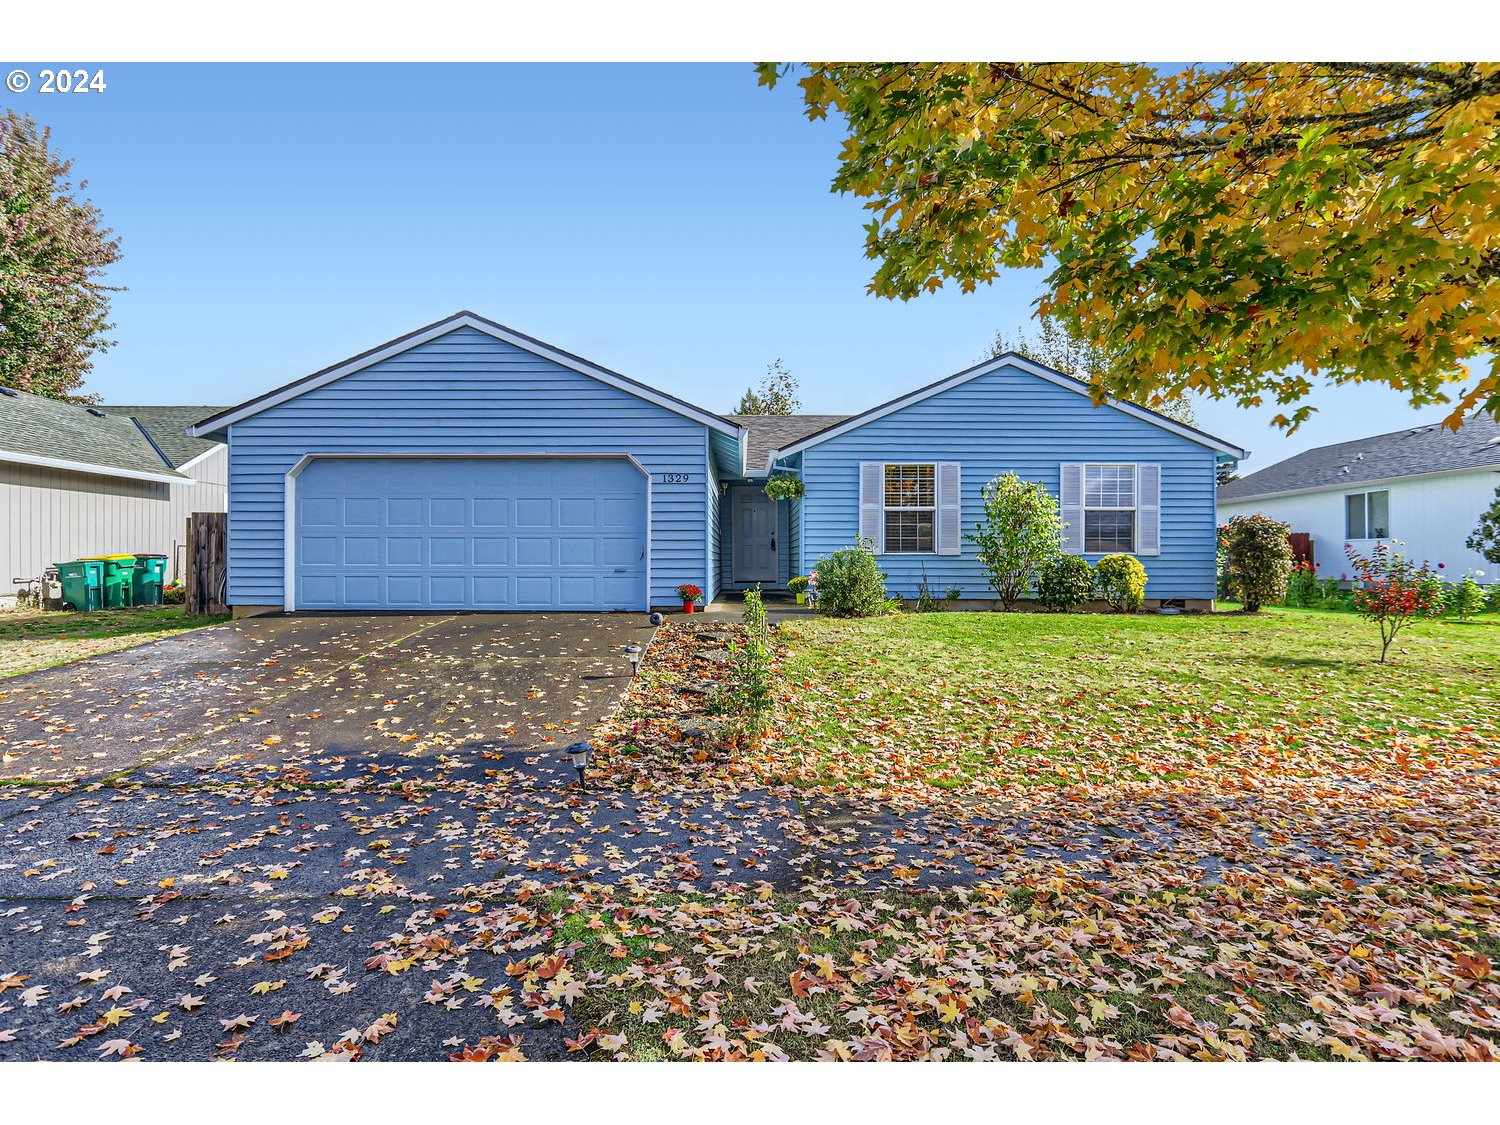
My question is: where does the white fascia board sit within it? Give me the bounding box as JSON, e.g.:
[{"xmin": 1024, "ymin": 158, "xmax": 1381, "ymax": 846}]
[
  {"xmin": 188, "ymin": 313, "xmax": 744, "ymax": 440},
  {"xmin": 0, "ymin": 449, "xmax": 190, "ymax": 485},
  {"xmin": 174, "ymin": 443, "xmax": 226, "ymax": 475},
  {"xmin": 768, "ymin": 354, "xmax": 1251, "ymax": 462}
]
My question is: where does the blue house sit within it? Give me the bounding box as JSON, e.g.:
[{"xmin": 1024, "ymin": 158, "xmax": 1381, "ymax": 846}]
[{"xmin": 189, "ymin": 311, "xmax": 1246, "ymax": 616}]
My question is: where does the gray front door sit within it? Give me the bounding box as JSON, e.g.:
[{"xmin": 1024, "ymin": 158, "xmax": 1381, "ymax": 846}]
[{"xmin": 731, "ymin": 488, "xmax": 778, "ymax": 583}]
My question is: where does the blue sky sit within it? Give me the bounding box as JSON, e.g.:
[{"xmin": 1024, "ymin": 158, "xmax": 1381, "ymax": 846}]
[{"xmin": 2, "ymin": 62, "xmax": 1463, "ymax": 471}]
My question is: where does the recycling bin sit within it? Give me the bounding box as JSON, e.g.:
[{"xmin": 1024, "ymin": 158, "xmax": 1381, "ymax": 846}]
[
  {"xmin": 82, "ymin": 554, "xmax": 139, "ymax": 608},
  {"xmin": 131, "ymin": 553, "xmax": 168, "ymax": 606},
  {"xmin": 55, "ymin": 560, "xmax": 104, "ymax": 612}
]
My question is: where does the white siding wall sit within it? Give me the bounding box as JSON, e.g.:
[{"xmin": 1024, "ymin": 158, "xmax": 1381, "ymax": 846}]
[
  {"xmin": 2, "ymin": 444, "xmax": 228, "ymax": 602},
  {"xmin": 1218, "ymin": 468, "xmax": 1500, "ymax": 580}
]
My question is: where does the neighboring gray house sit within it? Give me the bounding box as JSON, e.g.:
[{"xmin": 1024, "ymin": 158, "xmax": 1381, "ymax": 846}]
[
  {"xmin": 1, "ymin": 391, "xmax": 228, "ymax": 603},
  {"xmin": 1219, "ymin": 414, "xmax": 1500, "ymax": 577}
]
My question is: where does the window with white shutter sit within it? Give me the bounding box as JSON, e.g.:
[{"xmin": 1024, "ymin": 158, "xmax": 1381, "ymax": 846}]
[{"xmin": 1061, "ymin": 462, "xmax": 1161, "ymax": 555}]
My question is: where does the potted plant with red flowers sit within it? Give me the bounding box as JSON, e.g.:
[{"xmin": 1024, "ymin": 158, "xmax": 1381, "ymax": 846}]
[{"xmin": 676, "ymin": 583, "xmax": 704, "ymax": 613}]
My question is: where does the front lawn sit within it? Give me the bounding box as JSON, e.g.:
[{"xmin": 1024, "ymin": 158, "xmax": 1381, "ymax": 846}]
[
  {"xmin": 772, "ymin": 607, "xmax": 1500, "ymax": 792},
  {"xmin": 0, "ymin": 604, "xmax": 229, "ymax": 678},
  {"xmin": 569, "ymin": 609, "xmax": 1500, "ymax": 1061}
]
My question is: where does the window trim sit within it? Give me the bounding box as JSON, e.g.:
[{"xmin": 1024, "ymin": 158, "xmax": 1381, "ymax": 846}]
[
  {"xmin": 1345, "ymin": 489, "xmax": 1391, "ymax": 540},
  {"xmin": 1081, "ymin": 463, "xmax": 1139, "ymax": 554},
  {"xmin": 882, "ymin": 462, "xmax": 938, "ymax": 555}
]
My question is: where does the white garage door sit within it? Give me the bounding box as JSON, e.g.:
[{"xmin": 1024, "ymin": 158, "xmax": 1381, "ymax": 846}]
[{"xmin": 292, "ymin": 457, "xmax": 647, "ymax": 610}]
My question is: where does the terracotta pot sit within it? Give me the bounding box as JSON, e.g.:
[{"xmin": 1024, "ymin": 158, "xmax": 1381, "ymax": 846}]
[{"xmin": 682, "ymin": 601, "xmax": 695, "ymax": 613}]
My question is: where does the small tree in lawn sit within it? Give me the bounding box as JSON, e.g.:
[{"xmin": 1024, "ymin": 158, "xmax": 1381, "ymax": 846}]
[
  {"xmin": 966, "ymin": 473, "xmax": 1063, "ymax": 610},
  {"xmin": 1222, "ymin": 514, "xmax": 1294, "ymax": 612},
  {"xmin": 1345, "ymin": 542, "xmax": 1442, "ymax": 663}
]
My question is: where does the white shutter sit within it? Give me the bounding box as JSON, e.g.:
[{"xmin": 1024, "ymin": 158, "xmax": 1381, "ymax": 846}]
[
  {"xmin": 936, "ymin": 463, "xmax": 961, "ymax": 555},
  {"xmin": 1136, "ymin": 463, "xmax": 1161, "ymax": 556},
  {"xmin": 1059, "ymin": 463, "xmax": 1084, "ymax": 554},
  {"xmin": 859, "ymin": 462, "xmax": 885, "ymax": 553}
]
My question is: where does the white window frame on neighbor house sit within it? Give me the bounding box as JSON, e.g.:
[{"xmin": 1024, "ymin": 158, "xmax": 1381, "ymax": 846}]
[
  {"xmin": 883, "ymin": 463, "xmax": 937, "ymax": 554},
  {"xmin": 1345, "ymin": 489, "xmax": 1391, "ymax": 540},
  {"xmin": 1082, "ymin": 463, "xmax": 1139, "ymax": 553}
]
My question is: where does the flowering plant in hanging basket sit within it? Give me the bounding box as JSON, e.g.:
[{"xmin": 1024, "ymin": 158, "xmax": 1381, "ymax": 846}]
[{"xmin": 763, "ymin": 475, "xmax": 805, "ymax": 501}]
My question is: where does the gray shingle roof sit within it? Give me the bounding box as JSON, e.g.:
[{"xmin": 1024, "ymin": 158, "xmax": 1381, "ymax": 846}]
[
  {"xmin": 728, "ymin": 413, "xmax": 853, "ymax": 474},
  {"xmin": 1220, "ymin": 414, "xmax": 1500, "ymax": 501},
  {"xmin": 104, "ymin": 405, "xmax": 227, "ymax": 468},
  {"xmin": 0, "ymin": 390, "xmax": 189, "ymax": 480}
]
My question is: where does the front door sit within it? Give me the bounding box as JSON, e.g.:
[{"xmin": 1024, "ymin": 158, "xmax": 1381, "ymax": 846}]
[{"xmin": 731, "ymin": 488, "xmax": 778, "ymax": 583}]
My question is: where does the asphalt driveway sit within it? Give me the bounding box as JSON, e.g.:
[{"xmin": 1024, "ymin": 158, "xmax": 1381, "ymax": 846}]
[
  {"xmin": 0, "ymin": 613, "xmax": 652, "ymax": 785},
  {"xmin": 0, "ymin": 612, "xmax": 674, "ymax": 1061}
]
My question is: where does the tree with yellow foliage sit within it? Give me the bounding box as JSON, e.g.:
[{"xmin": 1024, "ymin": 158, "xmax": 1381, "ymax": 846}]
[{"xmin": 758, "ymin": 63, "xmax": 1500, "ymax": 430}]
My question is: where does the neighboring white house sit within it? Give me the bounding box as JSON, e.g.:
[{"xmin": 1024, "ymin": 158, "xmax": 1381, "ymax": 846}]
[
  {"xmin": 1218, "ymin": 414, "xmax": 1500, "ymax": 580},
  {"xmin": 1, "ymin": 392, "xmax": 228, "ymax": 605}
]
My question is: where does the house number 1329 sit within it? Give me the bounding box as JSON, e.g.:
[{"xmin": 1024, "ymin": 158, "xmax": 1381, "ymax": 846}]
[{"xmin": 659, "ymin": 473, "xmax": 691, "ymax": 484}]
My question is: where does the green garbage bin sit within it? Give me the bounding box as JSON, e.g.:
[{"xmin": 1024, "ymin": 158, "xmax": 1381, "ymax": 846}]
[
  {"xmin": 131, "ymin": 553, "xmax": 168, "ymax": 606},
  {"xmin": 55, "ymin": 560, "xmax": 104, "ymax": 611},
  {"xmin": 82, "ymin": 554, "xmax": 138, "ymax": 608}
]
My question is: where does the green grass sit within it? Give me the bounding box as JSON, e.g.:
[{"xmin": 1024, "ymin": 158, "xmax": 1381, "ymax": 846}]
[
  {"xmin": 0, "ymin": 604, "xmax": 229, "ymax": 678},
  {"xmin": 773, "ymin": 606, "xmax": 1500, "ymax": 790}
]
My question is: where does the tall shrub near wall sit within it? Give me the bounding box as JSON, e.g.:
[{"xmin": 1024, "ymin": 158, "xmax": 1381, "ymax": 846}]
[
  {"xmin": 965, "ymin": 473, "xmax": 1063, "ymax": 610},
  {"xmin": 1222, "ymin": 514, "xmax": 1294, "ymax": 612}
]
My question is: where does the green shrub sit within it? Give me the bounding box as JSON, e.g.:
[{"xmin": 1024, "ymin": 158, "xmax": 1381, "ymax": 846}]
[
  {"xmin": 1035, "ymin": 554, "xmax": 1095, "ymax": 612},
  {"xmin": 1094, "ymin": 553, "xmax": 1147, "ymax": 613},
  {"xmin": 163, "ymin": 583, "xmax": 185, "ymax": 605},
  {"xmin": 1284, "ymin": 561, "xmax": 1319, "ymax": 607},
  {"xmin": 811, "ymin": 540, "xmax": 889, "ymax": 617},
  {"xmin": 966, "ymin": 472, "xmax": 1063, "ymax": 610},
  {"xmin": 1221, "ymin": 514, "xmax": 1294, "ymax": 612},
  {"xmin": 1488, "ymin": 583, "xmax": 1500, "ymax": 614},
  {"xmin": 1449, "ymin": 575, "xmax": 1486, "ymax": 621},
  {"xmin": 1418, "ymin": 574, "xmax": 1448, "ymax": 618}
]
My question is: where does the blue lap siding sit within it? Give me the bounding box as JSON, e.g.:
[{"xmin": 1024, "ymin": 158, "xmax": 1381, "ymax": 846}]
[
  {"xmin": 224, "ymin": 326, "xmax": 712, "ymax": 609},
  {"xmin": 799, "ymin": 363, "xmax": 1223, "ymax": 601}
]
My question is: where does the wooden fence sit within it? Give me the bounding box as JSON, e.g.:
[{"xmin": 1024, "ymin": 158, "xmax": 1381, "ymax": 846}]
[{"xmin": 186, "ymin": 512, "xmax": 228, "ymax": 615}]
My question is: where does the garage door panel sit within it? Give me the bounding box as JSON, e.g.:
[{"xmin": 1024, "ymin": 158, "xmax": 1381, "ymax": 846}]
[
  {"xmin": 473, "ymin": 499, "xmax": 510, "ymax": 526},
  {"xmin": 430, "ymin": 537, "xmax": 468, "ymax": 566},
  {"xmin": 515, "ymin": 498, "xmax": 552, "ymax": 527},
  {"xmin": 387, "ymin": 537, "xmax": 423, "ymax": 566},
  {"xmin": 473, "ymin": 537, "xmax": 509, "ymax": 565},
  {"xmin": 387, "ymin": 498, "xmax": 423, "ymax": 526},
  {"xmin": 294, "ymin": 457, "xmax": 646, "ymax": 611},
  {"xmin": 430, "ymin": 498, "xmax": 467, "ymax": 526},
  {"xmin": 558, "ymin": 537, "xmax": 597, "ymax": 566},
  {"xmin": 388, "ymin": 575, "xmax": 423, "ymax": 603},
  {"xmin": 514, "ymin": 537, "xmax": 554, "ymax": 566}
]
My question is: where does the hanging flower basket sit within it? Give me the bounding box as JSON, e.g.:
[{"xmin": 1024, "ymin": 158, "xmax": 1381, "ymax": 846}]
[{"xmin": 763, "ymin": 475, "xmax": 805, "ymax": 501}]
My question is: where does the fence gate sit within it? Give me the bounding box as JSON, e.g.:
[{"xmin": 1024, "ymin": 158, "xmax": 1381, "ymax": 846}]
[{"xmin": 186, "ymin": 512, "xmax": 228, "ymax": 615}]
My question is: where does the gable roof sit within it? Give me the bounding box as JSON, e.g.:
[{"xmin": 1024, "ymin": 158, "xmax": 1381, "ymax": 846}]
[
  {"xmin": 728, "ymin": 413, "xmax": 852, "ymax": 475},
  {"xmin": 104, "ymin": 406, "xmax": 227, "ymax": 468},
  {"xmin": 188, "ymin": 311, "xmax": 746, "ymax": 440},
  {"xmin": 767, "ymin": 353, "xmax": 1249, "ymax": 462},
  {"xmin": 0, "ymin": 390, "xmax": 189, "ymax": 484},
  {"xmin": 1220, "ymin": 413, "xmax": 1500, "ymax": 502}
]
